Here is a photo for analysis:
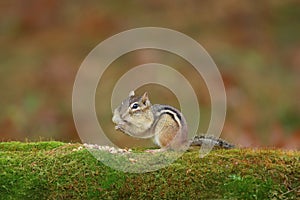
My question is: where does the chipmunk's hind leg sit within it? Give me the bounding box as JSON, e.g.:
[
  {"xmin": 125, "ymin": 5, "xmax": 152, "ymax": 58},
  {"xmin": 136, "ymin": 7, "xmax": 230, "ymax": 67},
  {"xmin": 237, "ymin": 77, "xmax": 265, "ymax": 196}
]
[{"xmin": 145, "ymin": 148, "xmax": 167, "ymax": 153}]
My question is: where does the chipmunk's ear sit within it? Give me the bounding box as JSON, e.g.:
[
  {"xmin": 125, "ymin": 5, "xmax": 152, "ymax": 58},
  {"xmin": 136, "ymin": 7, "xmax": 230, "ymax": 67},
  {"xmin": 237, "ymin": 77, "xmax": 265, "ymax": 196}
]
[
  {"xmin": 141, "ymin": 92, "xmax": 150, "ymax": 106},
  {"xmin": 128, "ymin": 90, "xmax": 135, "ymax": 97}
]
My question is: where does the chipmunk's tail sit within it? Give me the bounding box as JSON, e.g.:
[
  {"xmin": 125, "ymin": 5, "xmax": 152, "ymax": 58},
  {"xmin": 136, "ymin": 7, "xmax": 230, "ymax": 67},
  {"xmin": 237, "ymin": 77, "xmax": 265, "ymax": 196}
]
[{"xmin": 190, "ymin": 135, "xmax": 235, "ymax": 149}]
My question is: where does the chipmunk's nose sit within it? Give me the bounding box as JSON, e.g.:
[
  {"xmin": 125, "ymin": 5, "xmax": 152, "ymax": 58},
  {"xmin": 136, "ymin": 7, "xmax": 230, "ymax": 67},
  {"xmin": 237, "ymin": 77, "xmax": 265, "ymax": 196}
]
[
  {"xmin": 112, "ymin": 109, "xmax": 120, "ymax": 124},
  {"xmin": 112, "ymin": 114, "xmax": 117, "ymax": 124}
]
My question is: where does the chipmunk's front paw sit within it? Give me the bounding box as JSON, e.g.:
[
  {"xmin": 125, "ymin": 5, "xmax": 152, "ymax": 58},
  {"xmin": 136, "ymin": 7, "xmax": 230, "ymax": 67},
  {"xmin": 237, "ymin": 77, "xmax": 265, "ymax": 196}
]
[{"xmin": 114, "ymin": 123, "xmax": 125, "ymax": 132}]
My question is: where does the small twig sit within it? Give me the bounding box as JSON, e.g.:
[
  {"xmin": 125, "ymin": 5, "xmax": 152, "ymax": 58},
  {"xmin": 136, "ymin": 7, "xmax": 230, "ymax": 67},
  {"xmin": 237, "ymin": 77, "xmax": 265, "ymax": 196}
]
[{"xmin": 281, "ymin": 185, "xmax": 300, "ymax": 197}]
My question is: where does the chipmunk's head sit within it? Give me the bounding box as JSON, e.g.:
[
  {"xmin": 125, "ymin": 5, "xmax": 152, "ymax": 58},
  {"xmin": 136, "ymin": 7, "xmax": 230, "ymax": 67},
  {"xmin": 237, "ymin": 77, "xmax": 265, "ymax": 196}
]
[{"xmin": 112, "ymin": 91, "xmax": 154, "ymax": 138}]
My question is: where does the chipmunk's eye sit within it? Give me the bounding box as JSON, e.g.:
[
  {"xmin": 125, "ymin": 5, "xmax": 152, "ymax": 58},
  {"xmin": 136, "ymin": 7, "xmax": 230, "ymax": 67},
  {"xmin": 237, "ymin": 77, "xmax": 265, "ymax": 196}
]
[{"xmin": 131, "ymin": 103, "xmax": 139, "ymax": 109}]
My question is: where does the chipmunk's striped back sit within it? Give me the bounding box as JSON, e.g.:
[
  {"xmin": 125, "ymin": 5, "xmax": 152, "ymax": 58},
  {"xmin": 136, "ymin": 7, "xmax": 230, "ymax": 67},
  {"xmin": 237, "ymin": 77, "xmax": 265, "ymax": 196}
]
[{"xmin": 150, "ymin": 104, "xmax": 188, "ymax": 150}]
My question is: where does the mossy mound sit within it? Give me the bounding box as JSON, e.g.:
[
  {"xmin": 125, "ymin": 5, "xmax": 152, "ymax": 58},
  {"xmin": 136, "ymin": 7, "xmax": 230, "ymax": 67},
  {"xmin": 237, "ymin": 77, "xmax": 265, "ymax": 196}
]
[{"xmin": 0, "ymin": 142, "xmax": 299, "ymax": 199}]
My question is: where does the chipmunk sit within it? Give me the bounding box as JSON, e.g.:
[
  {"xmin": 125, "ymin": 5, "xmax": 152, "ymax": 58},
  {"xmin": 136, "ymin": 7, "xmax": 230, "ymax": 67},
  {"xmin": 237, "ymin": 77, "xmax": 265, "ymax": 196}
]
[{"xmin": 112, "ymin": 91, "xmax": 234, "ymax": 152}]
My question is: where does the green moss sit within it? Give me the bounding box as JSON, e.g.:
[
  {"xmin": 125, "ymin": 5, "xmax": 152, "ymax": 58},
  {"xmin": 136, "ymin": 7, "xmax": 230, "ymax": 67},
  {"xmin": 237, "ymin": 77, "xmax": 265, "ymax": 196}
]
[
  {"xmin": 0, "ymin": 142, "xmax": 299, "ymax": 199},
  {"xmin": 223, "ymin": 175, "xmax": 277, "ymax": 199},
  {"xmin": 0, "ymin": 141, "xmax": 65, "ymax": 151}
]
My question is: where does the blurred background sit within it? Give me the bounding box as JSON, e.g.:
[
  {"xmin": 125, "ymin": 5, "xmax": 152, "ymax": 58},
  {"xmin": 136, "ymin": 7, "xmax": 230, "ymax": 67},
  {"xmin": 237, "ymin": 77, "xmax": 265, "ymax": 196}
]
[{"xmin": 0, "ymin": 0, "xmax": 299, "ymax": 149}]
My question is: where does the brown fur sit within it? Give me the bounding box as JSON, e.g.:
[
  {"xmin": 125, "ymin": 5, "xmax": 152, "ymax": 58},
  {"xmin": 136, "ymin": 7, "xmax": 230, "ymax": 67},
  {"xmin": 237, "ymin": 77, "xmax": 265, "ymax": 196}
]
[{"xmin": 155, "ymin": 114, "xmax": 179, "ymax": 147}]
